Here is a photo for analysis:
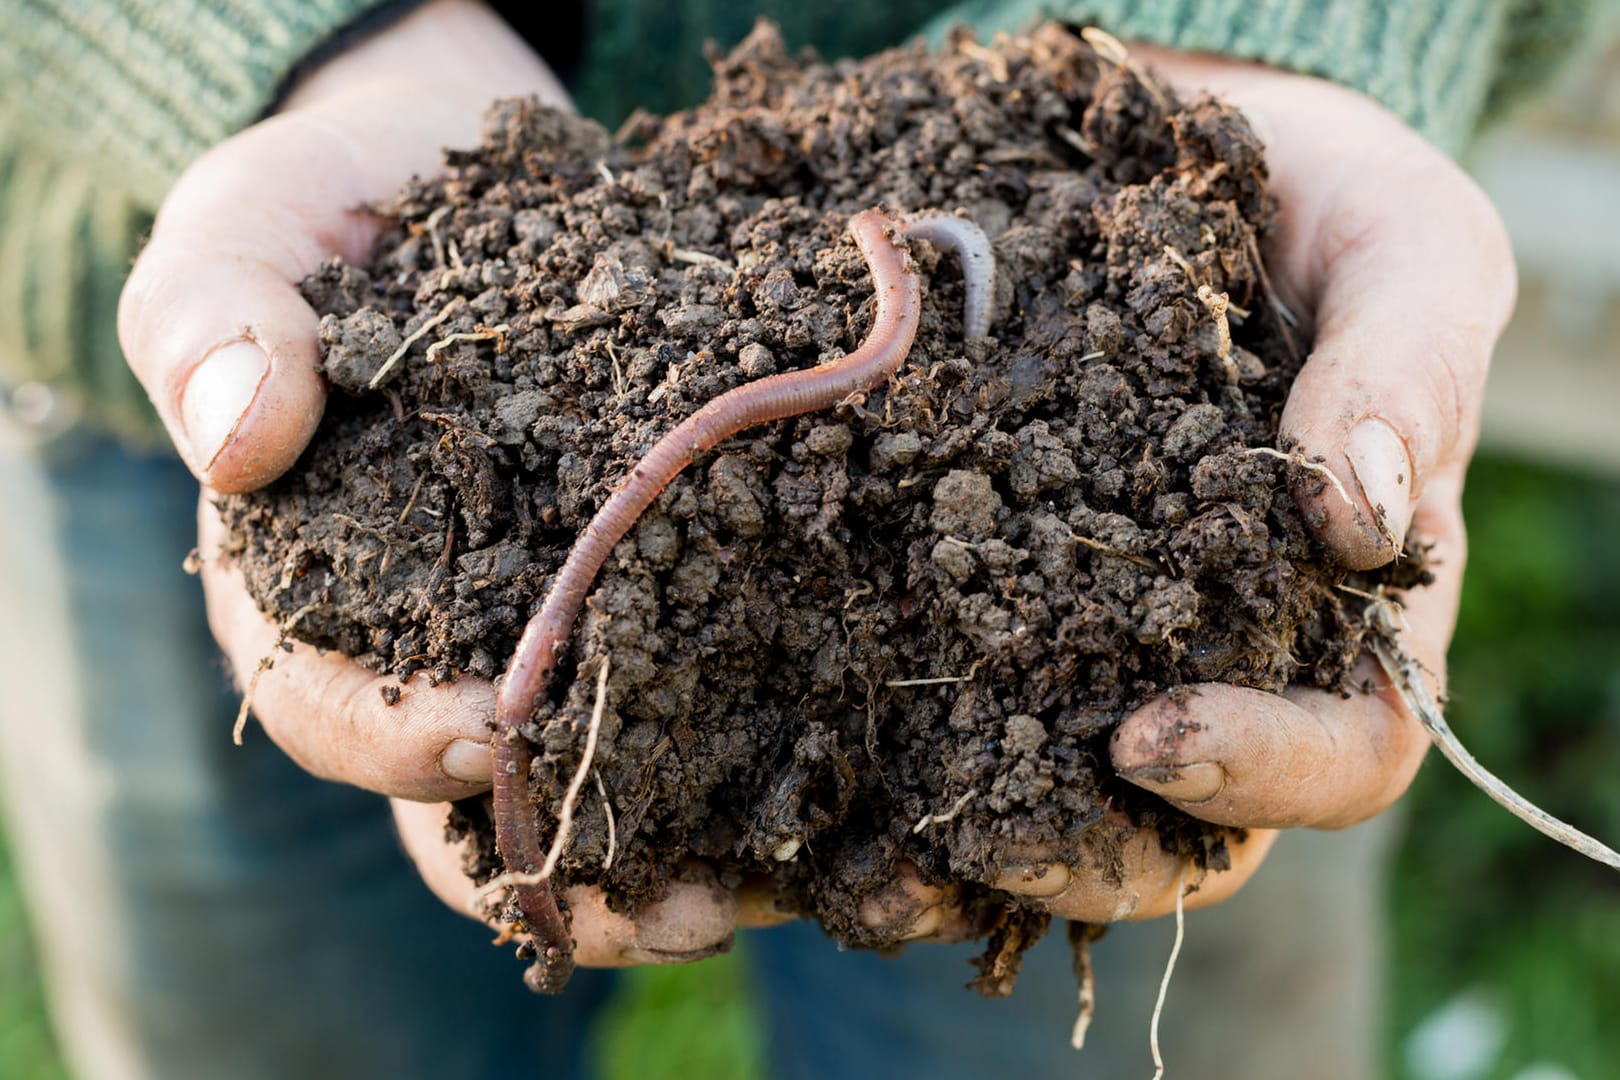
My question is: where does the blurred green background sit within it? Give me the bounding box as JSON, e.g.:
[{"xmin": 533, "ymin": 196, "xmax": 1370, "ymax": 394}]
[{"xmin": 4, "ymin": 451, "xmax": 1617, "ymax": 1078}]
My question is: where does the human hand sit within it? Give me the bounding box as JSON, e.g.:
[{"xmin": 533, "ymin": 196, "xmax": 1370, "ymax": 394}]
[
  {"xmin": 126, "ymin": 0, "xmax": 746, "ymax": 966},
  {"xmin": 889, "ymin": 45, "xmax": 1515, "ymax": 932}
]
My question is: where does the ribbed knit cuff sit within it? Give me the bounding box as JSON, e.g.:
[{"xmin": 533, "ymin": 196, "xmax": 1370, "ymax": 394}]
[
  {"xmin": 5, "ymin": 0, "xmax": 398, "ymax": 207},
  {"xmin": 924, "ymin": 0, "xmax": 1525, "ymax": 155}
]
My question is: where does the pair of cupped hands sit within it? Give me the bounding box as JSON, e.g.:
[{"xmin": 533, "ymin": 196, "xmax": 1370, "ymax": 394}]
[{"xmin": 119, "ymin": 0, "xmax": 1514, "ymax": 966}]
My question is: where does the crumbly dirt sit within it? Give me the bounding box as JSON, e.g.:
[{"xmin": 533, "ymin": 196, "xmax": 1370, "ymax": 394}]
[{"xmin": 221, "ymin": 22, "xmax": 1427, "ymax": 992}]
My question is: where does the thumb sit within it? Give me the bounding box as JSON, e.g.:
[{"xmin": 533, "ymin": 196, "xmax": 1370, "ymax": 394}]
[
  {"xmin": 117, "ymin": 1, "xmax": 567, "ymax": 493},
  {"xmin": 1276, "ymin": 131, "xmax": 1515, "ymax": 569}
]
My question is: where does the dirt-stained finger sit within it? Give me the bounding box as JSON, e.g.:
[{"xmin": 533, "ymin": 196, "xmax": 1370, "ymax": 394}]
[
  {"xmin": 1111, "ymin": 471, "xmax": 1465, "ymax": 830},
  {"xmin": 393, "ymin": 800, "xmax": 739, "ymax": 967},
  {"xmin": 855, "ymin": 861, "xmax": 974, "ymax": 943},
  {"xmin": 200, "ymin": 498, "xmax": 498, "ymax": 801},
  {"xmin": 990, "ymin": 814, "xmax": 1276, "ymax": 922}
]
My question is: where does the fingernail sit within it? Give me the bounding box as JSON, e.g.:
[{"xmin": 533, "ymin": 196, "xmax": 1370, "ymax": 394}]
[
  {"xmin": 899, "ymin": 904, "xmax": 946, "ymax": 941},
  {"xmin": 1120, "ymin": 761, "xmax": 1227, "ymax": 804},
  {"xmin": 992, "ymin": 862, "xmax": 1071, "ymax": 898},
  {"xmin": 181, "ymin": 340, "xmax": 269, "ymax": 469},
  {"xmin": 439, "ymin": 737, "xmax": 492, "ymax": 784},
  {"xmin": 1345, "ymin": 417, "xmax": 1415, "ymax": 554},
  {"xmin": 621, "ymin": 938, "xmax": 733, "ymax": 965}
]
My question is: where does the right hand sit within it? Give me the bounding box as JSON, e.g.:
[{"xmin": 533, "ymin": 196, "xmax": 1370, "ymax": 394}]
[{"xmin": 123, "ymin": 0, "xmax": 747, "ymax": 969}]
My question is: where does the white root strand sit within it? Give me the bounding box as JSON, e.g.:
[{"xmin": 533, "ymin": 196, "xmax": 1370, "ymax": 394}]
[
  {"xmin": 911, "ymin": 789, "xmax": 978, "ymax": 834},
  {"xmin": 1368, "ymin": 600, "xmax": 1620, "ymax": 872},
  {"xmin": 468, "ymin": 653, "xmax": 614, "ymax": 913},
  {"xmin": 539, "ymin": 654, "xmax": 612, "ymax": 880},
  {"xmin": 1070, "ymin": 927, "xmax": 1099, "ymax": 1051},
  {"xmin": 233, "ymin": 601, "xmax": 323, "ymax": 745},
  {"xmin": 1149, "ymin": 867, "xmax": 1189, "ymax": 1080}
]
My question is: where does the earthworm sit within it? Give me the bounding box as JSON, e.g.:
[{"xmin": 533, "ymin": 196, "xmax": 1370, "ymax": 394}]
[{"xmin": 491, "ymin": 207, "xmax": 993, "ymax": 993}]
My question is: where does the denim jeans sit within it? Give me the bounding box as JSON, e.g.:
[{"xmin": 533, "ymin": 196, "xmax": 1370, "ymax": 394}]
[{"xmin": 0, "ymin": 423, "xmax": 1394, "ymax": 1079}]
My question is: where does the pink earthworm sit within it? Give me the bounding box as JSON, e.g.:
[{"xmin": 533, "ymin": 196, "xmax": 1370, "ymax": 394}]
[{"xmin": 491, "ymin": 207, "xmax": 992, "ymax": 993}]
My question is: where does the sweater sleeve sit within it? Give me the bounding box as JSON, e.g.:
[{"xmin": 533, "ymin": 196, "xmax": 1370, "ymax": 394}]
[
  {"xmin": 919, "ymin": 0, "xmax": 1620, "ymax": 155},
  {"xmin": 0, "ymin": 0, "xmax": 421, "ymax": 443},
  {"xmin": 1, "ymin": 0, "xmax": 405, "ymax": 209}
]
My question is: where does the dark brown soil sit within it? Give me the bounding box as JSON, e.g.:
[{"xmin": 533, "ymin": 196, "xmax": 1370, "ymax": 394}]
[{"xmin": 221, "ymin": 22, "xmax": 1426, "ymax": 992}]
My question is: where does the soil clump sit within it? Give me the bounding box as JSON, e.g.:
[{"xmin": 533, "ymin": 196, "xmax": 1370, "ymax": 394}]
[{"xmin": 221, "ymin": 22, "xmax": 1426, "ymax": 991}]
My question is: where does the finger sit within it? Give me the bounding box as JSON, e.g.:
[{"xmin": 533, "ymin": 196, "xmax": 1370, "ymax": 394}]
[
  {"xmin": 857, "ymin": 861, "xmax": 973, "ymax": 943},
  {"xmin": 1131, "ymin": 56, "xmax": 1514, "ymax": 569},
  {"xmin": 1243, "ymin": 89, "xmax": 1509, "ymax": 569},
  {"xmin": 393, "ymin": 800, "xmax": 739, "ymax": 966},
  {"xmin": 569, "ymin": 869, "xmax": 739, "ymax": 967},
  {"xmin": 1276, "ymin": 146, "xmax": 1512, "ymax": 568},
  {"xmin": 117, "ymin": 1, "xmax": 568, "ymax": 493},
  {"xmin": 735, "ymin": 876, "xmax": 798, "ymax": 929},
  {"xmin": 1112, "ymin": 470, "xmax": 1466, "ymax": 829},
  {"xmin": 990, "ymin": 815, "xmax": 1276, "ymax": 922},
  {"xmin": 200, "ymin": 498, "xmax": 496, "ymax": 800}
]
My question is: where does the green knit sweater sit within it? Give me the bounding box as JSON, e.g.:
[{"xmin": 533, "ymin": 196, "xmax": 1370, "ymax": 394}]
[{"xmin": 1, "ymin": 0, "xmax": 1614, "ymax": 445}]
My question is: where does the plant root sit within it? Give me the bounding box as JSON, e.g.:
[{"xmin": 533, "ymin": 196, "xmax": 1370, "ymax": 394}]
[
  {"xmin": 1067, "ymin": 922, "xmax": 1105, "ymax": 1051},
  {"xmin": 1149, "ymin": 866, "xmax": 1189, "ymax": 1080},
  {"xmin": 1239, "ymin": 447, "xmax": 1358, "ymax": 516},
  {"xmin": 912, "ymin": 789, "xmax": 978, "ymax": 833},
  {"xmin": 233, "ymin": 600, "xmax": 324, "ymax": 745},
  {"xmin": 1367, "ymin": 596, "xmax": 1620, "ymax": 872},
  {"xmin": 540, "ymin": 653, "xmax": 611, "ymax": 880},
  {"xmin": 369, "ymin": 297, "xmax": 464, "ymax": 390}
]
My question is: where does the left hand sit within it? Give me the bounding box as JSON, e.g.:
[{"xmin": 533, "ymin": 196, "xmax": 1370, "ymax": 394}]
[{"xmin": 877, "ymin": 43, "xmax": 1515, "ymax": 933}]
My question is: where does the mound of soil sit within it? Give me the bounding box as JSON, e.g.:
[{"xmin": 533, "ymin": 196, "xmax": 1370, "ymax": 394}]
[{"xmin": 221, "ymin": 22, "xmax": 1423, "ymax": 992}]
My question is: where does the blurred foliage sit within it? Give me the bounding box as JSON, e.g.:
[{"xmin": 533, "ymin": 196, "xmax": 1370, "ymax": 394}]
[
  {"xmin": 0, "ymin": 824, "xmax": 69, "ymax": 1080},
  {"xmin": 1390, "ymin": 455, "xmax": 1620, "ymax": 1080},
  {"xmin": 591, "ymin": 949, "xmax": 765, "ymax": 1080},
  {"xmin": 0, "ymin": 454, "xmax": 1615, "ymax": 1079}
]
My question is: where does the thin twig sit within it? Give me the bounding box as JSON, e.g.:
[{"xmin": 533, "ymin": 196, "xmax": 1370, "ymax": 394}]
[
  {"xmin": 912, "ymin": 789, "xmax": 977, "ymax": 833},
  {"xmin": 887, "ymin": 674, "xmax": 973, "ymax": 688},
  {"xmin": 396, "ymin": 474, "xmax": 427, "ymax": 526},
  {"xmin": 468, "ymin": 654, "xmax": 615, "ymax": 912},
  {"xmin": 424, "ymin": 324, "xmax": 511, "ymax": 367},
  {"xmin": 233, "ymin": 601, "xmax": 323, "ymax": 745},
  {"xmin": 369, "ymin": 298, "xmax": 464, "ymax": 390},
  {"xmin": 1149, "ymin": 866, "xmax": 1189, "ymax": 1080},
  {"xmin": 1238, "ymin": 447, "xmax": 1357, "ymax": 515},
  {"xmin": 539, "ymin": 654, "xmax": 612, "ymax": 879},
  {"xmin": 1367, "ymin": 599, "xmax": 1620, "ymax": 872},
  {"xmin": 1067, "ymin": 529, "xmax": 1158, "ymax": 569}
]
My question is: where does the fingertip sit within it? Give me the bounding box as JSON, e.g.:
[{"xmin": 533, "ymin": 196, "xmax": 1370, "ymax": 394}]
[
  {"xmin": 1113, "ymin": 679, "xmax": 1428, "ymax": 830},
  {"xmin": 194, "ymin": 337, "xmax": 326, "ymax": 494},
  {"xmin": 122, "ymin": 242, "xmax": 328, "ymax": 492},
  {"xmin": 568, "ymin": 872, "xmax": 739, "ymax": 967}
]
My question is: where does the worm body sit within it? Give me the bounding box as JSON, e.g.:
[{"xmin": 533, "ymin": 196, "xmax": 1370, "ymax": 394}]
[
  {"xmin": 899, "ymin": 210, "xmax": 996, "ymax": 342},
  {"xmin": 492, "ymin": 208, "xmax": 991, "ymax": 993}
]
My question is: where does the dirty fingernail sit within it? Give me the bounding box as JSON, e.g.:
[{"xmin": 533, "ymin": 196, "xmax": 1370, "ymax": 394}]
[
  {"xmin": 992, "ymin": 862, "xmax": 1071, "ymax": 898},
  {"xmin": 621, "ymin": 937, "xmax": 734, "ymax": 965},
  {"xmin": 1345, "ymin": 416, "xmax": 1415, "ymax": 554},
  {"xmin": 1121, "ymin": 761, "xmax": 1227, "ymax": 804},
  {"xmin": 181, "ymin": 340, "xmax": 269, "ymax": 469},
  {"xmin": 897, "ymin": 904, "xmax": 947, "ymax": 941},
  {"xmin": 439, "ymin": 737, "xmax": 492, "ymax": 784}
]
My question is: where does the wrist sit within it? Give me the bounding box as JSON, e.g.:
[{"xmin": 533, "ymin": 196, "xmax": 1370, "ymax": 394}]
[{"xmin": 280, "ymin": 0, "xmax": 572, "ymax": 117}]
